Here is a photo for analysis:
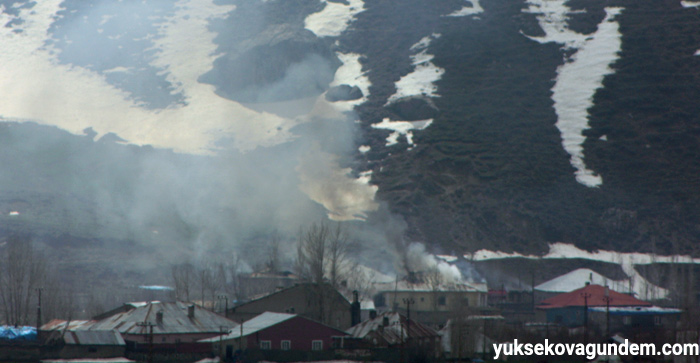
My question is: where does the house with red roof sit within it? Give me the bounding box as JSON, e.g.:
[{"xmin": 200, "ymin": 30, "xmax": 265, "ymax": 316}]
[
  {"xmin": 199, "ymin": 312, "xmax": 348, "ymax": 360},
  {"xmin": 537, "ymin": 283, "xmax": 651, "ymax": 327}
]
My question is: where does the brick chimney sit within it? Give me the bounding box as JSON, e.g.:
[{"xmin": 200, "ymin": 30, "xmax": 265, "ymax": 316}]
[
  {"xmin": 156, "ymin": 310, "xmax": 163, "ymax": 325},
  {"xmin": 188, "ymin": 305, "xmax": 195, "ymax": 319}
]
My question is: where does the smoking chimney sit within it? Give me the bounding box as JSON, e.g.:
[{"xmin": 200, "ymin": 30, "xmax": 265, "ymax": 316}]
[{"xmin": 188, "ymin": 305, "xmax": 195, "ymax": 319}]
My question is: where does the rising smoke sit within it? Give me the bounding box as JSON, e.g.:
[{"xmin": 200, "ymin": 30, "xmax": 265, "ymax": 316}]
[
  {"xmin": 0, "ymin": 0, "xmax": 473, "ymax": 294},
  {"xmin": 0, "ymin": 0, "xmax": 410, "ymax": 283}
]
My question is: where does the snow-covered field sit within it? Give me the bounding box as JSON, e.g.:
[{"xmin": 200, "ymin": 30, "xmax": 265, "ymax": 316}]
[{"xmin": 524, "ymin": 0, "xmax": 624, "ymax": 187}]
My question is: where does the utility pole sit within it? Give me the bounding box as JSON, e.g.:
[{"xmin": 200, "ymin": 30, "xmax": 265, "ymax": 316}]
[
  {"xmin": 603, "ymin": 286, "xmax": 612, "ymax": 340},
  {"xmin": 137, "ymin": 321, "xmax": 155, "ymax": 363},
  {"xmin": 219, "ymin": 326, "xmax": 227, "ymax": 358},
  {"xmin": 403, "ymin": 297, "xmax": 414, "ymax": 361},
  {"xmin": 581, "ymin": 291, "xmax": 591, "ymax": 345}
]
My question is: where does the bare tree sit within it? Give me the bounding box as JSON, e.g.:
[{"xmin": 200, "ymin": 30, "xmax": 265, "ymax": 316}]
[
  {"xmin": 425, "ymin": 265, "xmax": 444, "ymax": 311},
  {"xmin": 295, "ymin": 221, "xmax": 354, "ymax": 326},
  {"xmin": 198, "ymin": 265, "xmax": 214, "ymax": 308},
  {"xmin": 346, "ymin": 262, "xmax": 376, "ymax": 302},
  {"xmin": 0, "ymin": 236, "xmax": 47, "ymax": 326},
  {"xmin": 171, "ymin": 263, "xmax": 195, "ymax": 302},
  {"xmin": 265, "ymin": 234, "xmax": 281, "ymax": 274},
  {"xmin": 227, "ymin": 254, "xmax": 242, "ymax": 299},
  {"xmin": 295, "ymin": 222, "xmax": 328, "ymax": 283},
  {"xmin": 327, "ymin": 224, "xmax": 350, "ymax": 288}
]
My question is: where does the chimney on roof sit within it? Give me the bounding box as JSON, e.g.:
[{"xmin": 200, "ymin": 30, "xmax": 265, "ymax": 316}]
[
  {"xmin": 188, "ymin": 305, "xmax": 195, "ymax": 319},
  {"xmin": 156, "ymin": 311, "xmax": 163, "ymax": 325},
  {"xmin": 369, "ymin": 310, "xmax": 377, "ymax": 320},
  {"xmin": 351, "ymin": 290, "xmax": 361, "ymax": 326},
  {"xmin": 382, "ymin": 316, "xmax": 389, "ymax": 327}
]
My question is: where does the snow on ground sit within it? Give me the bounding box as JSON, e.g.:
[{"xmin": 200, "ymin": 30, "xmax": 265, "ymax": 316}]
[
  {"xmin": 524, "ymin": 0, "xmax": 624, "ymax": 187},
  {"xmin": 468, "ymin": 242, "xmax": 700, "ymax": 300},
  {"xmin": 371, "ymin": 118, "xmax": 433, "ymax": 146},
  {"xmin": 304, "ymin": 0, "xmax": 365, "ymax": 38},
  {"xmin": 447, "ymin": 0, "xmax": 484, "ymax": 17},
  {"xmin": 0, "ymin": 0, "xmax": 294, "ymax": 154},
  {"xmin": 535, "ymin": 268, "xmax": 631, "ymax": 293},
  {"xmin": 328, "ymin": 52, "xmax": 371, "ymax": 112},
  {"xmin": 436, "ymin": 255, "xmax": 459, "ymax": 262},
  {"xmin": 386, "ymin": 34, "xmax": 445, "ymax": 105}
]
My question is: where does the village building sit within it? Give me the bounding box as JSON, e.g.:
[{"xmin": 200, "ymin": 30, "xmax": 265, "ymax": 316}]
[
  {"xmin": 534, "ymin": 268, "xmax": 632, "ymax": 303},
  {"xmin": 588, "ymin": 306, "xmax": 681, "ymax": 340},
  {"xmin": 345, "ymin": 311, "xmax": 441, "ymax": 359},
  {"xmin": 440, "ymin": 315, "xmax": 504, "ymax": 361},
  {"xmin": 200, "ymin": 312, "xmax": 347, "ymax": 361},
  {"xmin": 237, "ymin": 270, "xmax": 299, "ymax": 299},
  {"xmin": 86, "ymin": 301, "xmax": 237, "ymax": 351},
  {"xmin": 373, "ymin": 279, "xmax": 489, "ymax": 327},
  {"xmin": 228, "ymin": 283, "xmax": 352, "ymax": 330},
  {"xmin": 537, "ymin": 283, "xmax": 652, "ymax": 328},
  {"xmin": 54, "ymin": 331, "xmax": 126, "ymax": 359}
]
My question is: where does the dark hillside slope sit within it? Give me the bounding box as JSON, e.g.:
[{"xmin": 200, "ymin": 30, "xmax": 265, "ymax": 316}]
[{"xmin": 351, "ymin": 0, "xmax": 700, "ymax": 255}]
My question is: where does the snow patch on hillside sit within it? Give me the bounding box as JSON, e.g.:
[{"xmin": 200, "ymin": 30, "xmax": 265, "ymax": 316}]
[
  {"xmin": 305, "ymin": 0, "xmax": 365, "ymax": 37},
  {"xmin": 469, "ymin": 242, "xmax": 700, "ymax": 300},
  {"xmin": 0, "ymin": 0, "xmax": 294, "ymax": 154},
  {"xmin": 387, "ymin": 34, "xmax": 445, "ymax": 105},
  {"xmin": 328, "ymin": 52, "xmax": 371, "ymax": 112},
  {"xmin": 524, "ymin": 1, "xmax": 624, "ymax": 187},
  {"xmin": 371, "ymin": 118, "xmax": 433, "ymax": 146},
  {"xmin": 447, "ymin": 0, "xmax": 484, "ymax": 17}
]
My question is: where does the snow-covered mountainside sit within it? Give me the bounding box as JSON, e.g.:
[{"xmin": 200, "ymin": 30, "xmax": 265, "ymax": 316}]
[{"xmin": 0, "ymin": 0, "xmax": 699, "ymax": 282}]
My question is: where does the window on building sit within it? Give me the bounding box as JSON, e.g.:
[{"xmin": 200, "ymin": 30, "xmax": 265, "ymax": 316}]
[
  {"xmin": 281, "ymin": 340, "xmax": 291, "ymax": 350},
  {"xmin": 260, "ymin": 340, "xmax": 271, "ymax": 350},
  {"xmin": 312, "ymin": 340, "xmax": 323, "ymax": 351},
  {"xmin": 438, "ymin": 296, "xmax": 446, "ymax": 306},
  {"xmin": 623, "ymin": 316, "xmax": 632, "ymax": 325},
  {"xmin": 654, "ymin": 316, "xmax": 662, "ymax": 326}
]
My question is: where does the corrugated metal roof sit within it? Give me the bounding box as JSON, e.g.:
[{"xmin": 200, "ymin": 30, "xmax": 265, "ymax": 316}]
[
  {"xmin": 346, "ymin": 312, "xmax": 438, "ymax": 345},
  {"xmin": 41, "ymin": 320, "xmax": 95, "ymax": 331},
  {"xmin": 88, "ymin": 301, "xmax": 237, "ymax": 335},
  {"xmin": 64, "ymin": 331, "xmax": 125, "ymax": 346},
  {"xmin": 374, "ymin": 280, "xmax": 488, "ymax": 293},
  {"xmin": 199, "ymin": 312, "xmax": 295, "ymax": 342}
]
